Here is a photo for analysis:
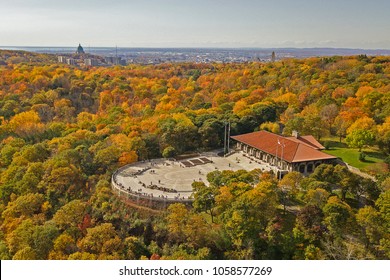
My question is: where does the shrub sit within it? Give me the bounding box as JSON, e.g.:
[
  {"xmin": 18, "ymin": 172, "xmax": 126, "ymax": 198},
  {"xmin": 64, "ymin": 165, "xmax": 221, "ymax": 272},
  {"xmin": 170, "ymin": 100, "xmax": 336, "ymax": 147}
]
[
  {"xmin": 324, "ymin": 141, "xmax": 331, "ymax": 150},
  {"xmin": 359, "ymin": 152, "xmax": 366, "ymax": 162},
  {"xmin": 162, "ymin": 146, "xmax": 176, "ymax": 158}
]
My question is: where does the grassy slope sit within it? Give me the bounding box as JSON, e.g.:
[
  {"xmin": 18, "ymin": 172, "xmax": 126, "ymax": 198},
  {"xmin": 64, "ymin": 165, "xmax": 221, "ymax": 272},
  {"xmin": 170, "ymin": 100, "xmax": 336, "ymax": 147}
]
[{"xmin": 321, "ymin": 138, "xmax": 388, "ymax": 175}]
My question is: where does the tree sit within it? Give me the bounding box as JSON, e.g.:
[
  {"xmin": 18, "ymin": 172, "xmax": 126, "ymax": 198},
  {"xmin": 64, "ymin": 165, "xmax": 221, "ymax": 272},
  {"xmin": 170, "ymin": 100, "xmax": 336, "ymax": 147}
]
[
  {"xmin": 7, "ymin": 110, "xmax": 45, "ymax": 138},
  {"xmin": 279, "ymin": 171, "xmax": 303, "ymax": 196},
  {"xmin": 12, "ymin": 247, "xmax": 37, "ymax": 260},
  {"xmin": 78, "ymin": 223, "xmax": 121, "ymax": 258},
  {"xmin": 122, "ymin": 236, "xmax": 148, "ymax": 260},
  {"xmin": 251, "ymin": 102, "xmax": 277, "ymax": 125},
  {"xmin": 305, "ymin": 188, "xmax": 330, "ymax": 208},
  {"xmin": 31, "ymin": 222, "xmax": 59, "ymax": 259},
  {"xmin": 377, "ymin": 116, "xmax": 390, "ymax": 154},
  {"xmin": 53, "ymin": 199, "xmax": 87, "ymax": 231},
  {"xmin": 0, "ymin": 241, "xmax": 11, "ymax": 260},
  {"xmin": 162, "ymin": 146, "xmax": 176, "ymax": 158},
  {"xmin": 93, "ymin": 145, "xmax": 121, "ymax": 167},
  {"xmin": 356, "ymin": 206, "xmax": 384, "ymax": 249},
  {"xmin": 323, "ymin": 196, "xmax": 352, "ymax": 237},
  {"xmin": 2, "ymin": 193, "xmax": 45, "ymax": 224},
  {"xmin": 42, "ymin": 165, "xmax": 85, "ymax": 204},
  {"xmin": 198, "ymin": 118, "xmax": 224, "ymax": 148},
  {"xmin": 375, "ymin": 190, "xmax": 390, "ymax": 258},
  {"xmin": 6, "ymin": 219, "xmax": 36, "ymax": 256},
  {"xmin": 346, "ymin": 117, "xmax": 376, "ymax": 135},
  {"xmin": 222, "ymin": 181, "xmax": 278, "ymax": 248},
  {"xmin": 192, "ymin": 182, "xmax": 218, "ymax": 223},
  {"xmin": 346, "ymin": 129, "xmax": 375, "ymax": 151},
  {"xmin": 334, "ymin": 115, "xmax": 349, "ymax": 142},
  {"xmin": 320, "ymin": 104, "xmax": 339, "ymax": 134},
  {"xmin": 166, "ymin": 203, "xmax": 189, "ymax": 244},
  {"xmin": 260, "ymin": 122, "xmax": 280, "ymax": 133},
  {"xmin": 183, "ymin": 214, "xmax": 210, "ymax": 248},
  {"xmin": 295, "ymin": 205, "xmax": 325, "ymax": 242},
  {"xmin": 68, "ymin": 252, "xmax": 97, "ymax": 260},
  {"xmin": 49, "ymin": 233, "xmax": 77, "ymax": 260}
]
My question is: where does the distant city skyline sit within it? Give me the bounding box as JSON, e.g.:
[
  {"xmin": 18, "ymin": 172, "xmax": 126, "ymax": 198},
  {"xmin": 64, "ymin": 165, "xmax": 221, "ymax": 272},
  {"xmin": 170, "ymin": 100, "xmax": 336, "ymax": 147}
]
[{"xmin": 1, "ymin": 0, "xmax": 389, "ymax": 49}]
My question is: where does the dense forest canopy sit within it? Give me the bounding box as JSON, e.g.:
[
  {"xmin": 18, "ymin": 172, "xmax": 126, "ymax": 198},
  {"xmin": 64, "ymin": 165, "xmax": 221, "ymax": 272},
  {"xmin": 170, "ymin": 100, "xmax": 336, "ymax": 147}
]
[{"xmin": 0, "ymin": 51, "xmax": 389, "ymax": 260}]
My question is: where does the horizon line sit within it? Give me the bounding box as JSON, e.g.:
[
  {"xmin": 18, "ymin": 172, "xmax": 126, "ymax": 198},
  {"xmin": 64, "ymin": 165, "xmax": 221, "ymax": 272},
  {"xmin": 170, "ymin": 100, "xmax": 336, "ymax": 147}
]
[{"xmin": 1, "ymin": 45, "xmax": 390, "ymax": 51}]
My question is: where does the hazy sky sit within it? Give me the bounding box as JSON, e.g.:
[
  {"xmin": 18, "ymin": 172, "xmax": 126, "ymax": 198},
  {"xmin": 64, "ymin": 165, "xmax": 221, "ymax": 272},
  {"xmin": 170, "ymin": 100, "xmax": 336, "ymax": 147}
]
[{"xmin": 1, "ymin": 0, "xmax": 389, "ymax": 48}]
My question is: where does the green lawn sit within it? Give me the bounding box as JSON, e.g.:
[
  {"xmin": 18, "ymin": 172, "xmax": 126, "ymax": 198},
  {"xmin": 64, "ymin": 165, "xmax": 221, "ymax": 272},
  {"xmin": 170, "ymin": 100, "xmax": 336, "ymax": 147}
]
[{"xmin": 321, "ymin": 138, "xmax": 388, "ymax": 175}]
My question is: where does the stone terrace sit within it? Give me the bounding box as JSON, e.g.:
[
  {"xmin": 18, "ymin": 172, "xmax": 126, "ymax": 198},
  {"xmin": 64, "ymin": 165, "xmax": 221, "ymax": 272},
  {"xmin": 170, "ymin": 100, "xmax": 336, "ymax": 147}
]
[{"xmin": 112, "ymin": 150, "xmax": 274, "ymax": 203}]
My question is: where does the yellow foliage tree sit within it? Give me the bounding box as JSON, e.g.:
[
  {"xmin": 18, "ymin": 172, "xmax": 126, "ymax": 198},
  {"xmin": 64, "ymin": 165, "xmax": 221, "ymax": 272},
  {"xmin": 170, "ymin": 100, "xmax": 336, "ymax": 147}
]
[{"xmin": 8, "ymin": 111, "xmax": 45, "ymax": 138}]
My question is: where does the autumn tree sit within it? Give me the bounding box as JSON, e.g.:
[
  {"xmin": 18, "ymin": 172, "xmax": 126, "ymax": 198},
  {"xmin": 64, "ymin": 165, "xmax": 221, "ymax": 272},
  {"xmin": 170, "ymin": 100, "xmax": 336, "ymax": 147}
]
[
  {"xmin": 320, "ymin": 104, "xmax": 339, "ymax": 134},
  {"xmin": 78, "ymin": 223, "xmax": 123, "ymax": 259},
  {"xmin": 6, "ymin": 111, "xmax": 45, "ymax": 139}
]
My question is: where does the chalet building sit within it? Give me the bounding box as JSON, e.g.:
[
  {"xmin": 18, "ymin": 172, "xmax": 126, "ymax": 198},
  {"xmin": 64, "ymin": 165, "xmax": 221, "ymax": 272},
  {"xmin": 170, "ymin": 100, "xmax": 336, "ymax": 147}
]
[{"xmin": 231, "ymin": 130, "xmax": 337, "ymax": 175}]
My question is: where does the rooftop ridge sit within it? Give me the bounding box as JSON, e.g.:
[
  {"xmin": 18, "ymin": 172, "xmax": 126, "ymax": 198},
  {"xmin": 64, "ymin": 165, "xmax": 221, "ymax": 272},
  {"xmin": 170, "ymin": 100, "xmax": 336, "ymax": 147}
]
[
  {"xmin": 286, "ymin": 135, "xmax": 323, "ymax": 150},
  {"xmin": 231, "ymin": 130, "xmax": 336, "ymax": 163}
]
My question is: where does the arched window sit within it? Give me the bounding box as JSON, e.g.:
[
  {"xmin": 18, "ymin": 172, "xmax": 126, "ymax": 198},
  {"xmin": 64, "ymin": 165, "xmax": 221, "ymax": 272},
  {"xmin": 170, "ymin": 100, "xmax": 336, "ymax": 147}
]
[
  {"xmin": 299, "ymin": 164, "xmax": 306, "ymax": 173},
  {"xmin": 307, "ymin": 163, "xmax": 314, "ymax": 173}
]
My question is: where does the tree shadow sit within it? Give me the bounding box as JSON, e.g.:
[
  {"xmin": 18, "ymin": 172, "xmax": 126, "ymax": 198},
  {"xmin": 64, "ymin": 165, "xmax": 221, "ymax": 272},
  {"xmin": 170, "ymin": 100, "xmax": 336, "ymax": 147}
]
[{"xmin": 364, "ymin": 151, "xmax": 386, "ymax": 160}]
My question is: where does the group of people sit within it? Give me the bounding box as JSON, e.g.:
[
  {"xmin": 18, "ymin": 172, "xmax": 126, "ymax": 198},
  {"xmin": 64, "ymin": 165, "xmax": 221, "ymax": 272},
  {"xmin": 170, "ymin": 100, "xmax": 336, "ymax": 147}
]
[
  {"xmin": 146, "ymin": 183, "xmax": 178, "ymax": 193},
  {"xmin": 127, "ymin": 166, "xmax": 150, "ymax": 177}
]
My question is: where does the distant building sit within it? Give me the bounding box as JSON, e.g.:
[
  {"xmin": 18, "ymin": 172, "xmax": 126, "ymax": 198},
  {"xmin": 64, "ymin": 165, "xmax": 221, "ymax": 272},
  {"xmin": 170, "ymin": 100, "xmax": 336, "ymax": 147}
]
[
  {"xmin": 271, "ymin": 51, "xmax": 276, "ymax": 62},
  {"xmin": 85, "ymin": 58, "xmax": 98, "ymax": 66},
  {"xmin": 105, "ymin": 56, "xmax": 126, "ymax": 66},
  {"xmin": 58, "ymin": 56, "xmax": 67, "ymax": 63},
  {"xmin": 66, "ymin": 58, "xmax": 76, "ymax": 65},
  {"xmin": 231, "ymin": 130, "xmax": 336, "ymax": 176},
  {"xmin": 76, "ymin": 44, "xmax": 85, "ymax": 54}
]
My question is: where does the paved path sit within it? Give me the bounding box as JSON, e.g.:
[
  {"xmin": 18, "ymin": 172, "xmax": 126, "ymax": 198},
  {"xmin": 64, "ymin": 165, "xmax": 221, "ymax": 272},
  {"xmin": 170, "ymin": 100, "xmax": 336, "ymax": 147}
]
[{"xmin": 345, "ymin": 163, "xmax": 377, "ymax": 182}]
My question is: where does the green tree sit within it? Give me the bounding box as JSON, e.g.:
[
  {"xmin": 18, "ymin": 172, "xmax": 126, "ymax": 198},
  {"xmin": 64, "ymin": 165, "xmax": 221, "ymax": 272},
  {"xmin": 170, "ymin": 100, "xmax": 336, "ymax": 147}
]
[
  {"xmin": 222, "ymin": 181, "xmax": 278, "ymax": 248},
  {"xmin": 304, "ymin": 188, "xmax": 330, "ymax": 208},
  {"xmin": 346, "ymin": 129, "xmax": 375, "ymax": 151},
  {"xmin": 31, "ymin": 222, "xmax": 59, "ymax": 259},
  {"xmin": 323, "ymin": 196, "xmax": 352, "ymax": 237},
  {"xmin": 162, "ymin": 146, "xmax": 176, "ymax": 158},
  {"xmin": 356, "ymin": 206, "xmax": 384, "ymax": 249},
  {"xmin": 192, "ymin": 182, "xmax": 218, "ymax": 223}
]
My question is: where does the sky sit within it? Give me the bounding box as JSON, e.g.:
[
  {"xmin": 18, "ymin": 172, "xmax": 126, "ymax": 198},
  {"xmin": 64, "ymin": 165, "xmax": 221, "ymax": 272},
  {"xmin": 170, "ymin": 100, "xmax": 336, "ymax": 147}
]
[{"xmin": 0, "ymin": 0, "xmax": 389, "ymax": 49}]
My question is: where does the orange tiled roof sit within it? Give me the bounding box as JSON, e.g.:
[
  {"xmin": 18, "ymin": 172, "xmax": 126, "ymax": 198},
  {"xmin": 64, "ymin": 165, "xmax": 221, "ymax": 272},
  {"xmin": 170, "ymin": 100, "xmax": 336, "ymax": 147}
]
[
  {"xmin": 286, "ymin": 135, "xmax": 325, "ymax": 150},
  {"xmin": 231, "ymin": 131, "xmax": 336, "ymax": 163}
]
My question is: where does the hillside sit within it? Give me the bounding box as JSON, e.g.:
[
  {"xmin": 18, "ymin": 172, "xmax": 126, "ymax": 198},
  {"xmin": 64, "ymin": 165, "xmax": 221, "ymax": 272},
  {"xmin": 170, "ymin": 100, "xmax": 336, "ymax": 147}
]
[{"xmin": 0, "ymin": 51, "xmax": 389, "ymax": 260}]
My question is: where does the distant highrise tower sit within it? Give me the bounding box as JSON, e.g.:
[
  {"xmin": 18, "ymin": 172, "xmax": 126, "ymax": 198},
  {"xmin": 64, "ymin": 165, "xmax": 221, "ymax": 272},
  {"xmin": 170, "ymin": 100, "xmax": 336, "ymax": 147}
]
[
  {"xmin": 66, "ymin": 58, "xmax": 76, "ymax": 65},
  {"xmin": 85, "ymin": 58, "xmax": 98, "ymax": 66},
  {"xmin": 271, "ymin": 51, "xmax": 276, "ymax": 62},
  {"xmin": 76, "ymin": 44, "xmax": 85, "ymax": 54},
  {"xmin": 58, "ymin": 56, "xmax": 67, "ymax": 63}
]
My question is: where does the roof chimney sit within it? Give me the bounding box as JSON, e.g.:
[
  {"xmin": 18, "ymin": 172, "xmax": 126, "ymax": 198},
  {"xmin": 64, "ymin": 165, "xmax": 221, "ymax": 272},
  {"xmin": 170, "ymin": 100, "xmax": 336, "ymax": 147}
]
[{"xmin": 292, "ymin": 130, "xmax": 299, "ymax": 138}]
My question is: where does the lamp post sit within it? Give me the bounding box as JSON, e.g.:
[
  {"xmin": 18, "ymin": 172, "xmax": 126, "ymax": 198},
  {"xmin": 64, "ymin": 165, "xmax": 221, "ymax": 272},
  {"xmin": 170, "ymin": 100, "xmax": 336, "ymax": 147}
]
[
  {"xmin": 277, "ymin": 138, "xmax": 285, "ymax": 180},
  {"xmin": 227, "ymin": 121, "xmax": 230, "ymax": 153},
  {"xmin": 223, "ymin": 121, "xmax": 231, "ymax": 156},
  {"xmin": 224, "ymin": 122, "xmax": 227, "ymax": 156},
  {"xmin": 276, "ymin": 138, "xmax": 279, "ymax": 175}
]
